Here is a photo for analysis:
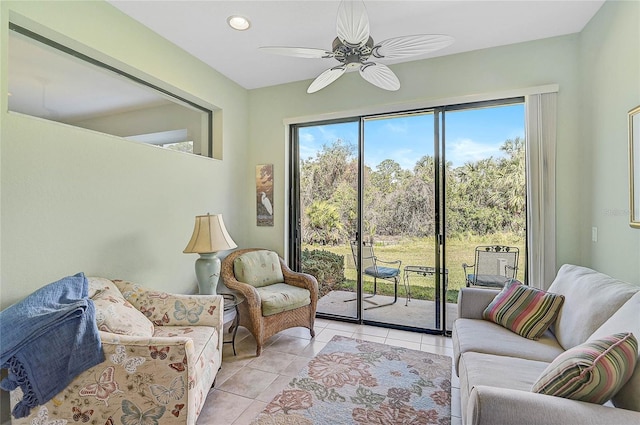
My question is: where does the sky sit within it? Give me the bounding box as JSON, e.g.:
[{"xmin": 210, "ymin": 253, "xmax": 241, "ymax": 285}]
[{"xmin": 298, "ymin": 103, "xmax": 525, "ymax": 169}]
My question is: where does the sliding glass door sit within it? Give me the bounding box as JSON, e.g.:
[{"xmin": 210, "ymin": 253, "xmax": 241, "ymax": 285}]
[{"xmin": 290, "ymin": 98, "xmax": 526, "ymax": 333}]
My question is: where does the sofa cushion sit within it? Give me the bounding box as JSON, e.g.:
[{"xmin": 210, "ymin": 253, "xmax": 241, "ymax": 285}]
[
  {"xmin": 589, "ymin": 292, "xmax": 640, "ymax": 411},
  {"xmin": 483, "ymin": 280, "xmax": 564, "ymax": 340},
  {"xmin": 547, "ymin": 264, "xmax": 639, "ymax": 350},
  {"xmin": 459, "ymin": 351, "xmax": 550, "ymax": 424},
  {"xmin": 88, "ymin": 277, "xmax": 154, "ymax": 337},
  {"xmin": 256, "ymin": 283, "xmax": 311, "ymax": 316},
  {"xmin": 452, "ymin": 318, "xmax": 564, "ymax": 375},
  {"xmin": 233, "ymin": 250, "xmax": 284, "ymax": 288},
  {"xmin": 532, "ymin": 333, "xmax": 638, "ymax": 404}
]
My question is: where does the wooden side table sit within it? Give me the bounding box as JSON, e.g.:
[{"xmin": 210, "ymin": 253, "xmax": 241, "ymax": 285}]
[{"xmin": 222, "ymin": 293, "xmax": 244, "ymax": 355}]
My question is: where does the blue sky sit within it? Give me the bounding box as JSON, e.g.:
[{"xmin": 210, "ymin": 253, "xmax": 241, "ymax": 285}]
[{"xmin": 298, "ymin": 103, "xmax": 525, "ymax": 169}]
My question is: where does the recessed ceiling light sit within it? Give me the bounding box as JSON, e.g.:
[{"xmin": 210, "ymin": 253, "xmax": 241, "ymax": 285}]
[{"xmin": 227, "ymin": 15, "xmax": 250, "ymax": 31}]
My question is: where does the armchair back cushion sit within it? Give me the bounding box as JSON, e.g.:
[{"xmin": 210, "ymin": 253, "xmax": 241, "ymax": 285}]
[
  {"xmin": 234, "ymin": 250, "xmax": 284, "ymax": 288},
  {"xmin": 88, "ymin": 277, "xmax": 154, "ymax": 337},
  {"xmin": 257, "ymin": 283, "xmax": 311, "ymax": 316}
]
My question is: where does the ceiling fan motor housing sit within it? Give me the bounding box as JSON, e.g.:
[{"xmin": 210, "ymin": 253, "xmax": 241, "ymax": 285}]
[{"xmin": 332, "ymin": 37, "xmax": 374, "ymax": 68}]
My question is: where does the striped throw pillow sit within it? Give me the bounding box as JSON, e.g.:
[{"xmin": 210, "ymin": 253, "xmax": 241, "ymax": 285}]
[
  {"xmin": 483, "ymin": 280, "xmax": 564, "ymax": 340},
  {"xmin": 532, "ymin": 333, "xmax": 638, "ymax": 404}
]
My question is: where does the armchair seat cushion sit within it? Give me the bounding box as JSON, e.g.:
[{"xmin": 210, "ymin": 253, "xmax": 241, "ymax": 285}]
[
  {"xmin": 468, "ymin": 274, "xmax": 510, "ymax": 288},
  {"xmin": 365, "ymin": 266, "xmax": 399, "ymax": 278},
  {"xmin": 256, "ymin": 283, "xmax": 311, "ymax": 316}
]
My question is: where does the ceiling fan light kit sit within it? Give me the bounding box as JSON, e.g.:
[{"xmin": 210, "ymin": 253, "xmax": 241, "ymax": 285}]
[{"xmin": 260, "ymin": 0, "xmax": 454, "ymax": 93}]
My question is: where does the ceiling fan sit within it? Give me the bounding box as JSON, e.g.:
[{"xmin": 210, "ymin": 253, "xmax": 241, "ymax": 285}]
[{"xmin": 260, "ymin": 0, "xmax": 454, "ymax": 93}]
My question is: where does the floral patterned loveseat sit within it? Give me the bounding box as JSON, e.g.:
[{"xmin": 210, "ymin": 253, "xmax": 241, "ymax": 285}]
[{"xmin": 9, "ymin": 277, "xmax": 223, "ymax": 425}]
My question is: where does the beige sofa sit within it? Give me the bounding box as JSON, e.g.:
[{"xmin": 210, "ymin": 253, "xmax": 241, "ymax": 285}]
[
  {"xmin": 9, "ymin": 277, "xmax": 223, "ymax": 425},
  {"xmin": 452, "ymin": 264, "xmax": 640, "ymax": 425}
]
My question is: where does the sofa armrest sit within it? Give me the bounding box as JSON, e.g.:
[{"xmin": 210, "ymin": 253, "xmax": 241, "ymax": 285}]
[
  {"xmin": 457, "ymin": 287, "xmax": 501, "ymax": 319},
  {"xmin": 467, "ymin": 385, "xmax": 640, "ymax": 425},
  {"xmin": 114, "ymin": 279, "xmax": 224, "ymax": 328}
]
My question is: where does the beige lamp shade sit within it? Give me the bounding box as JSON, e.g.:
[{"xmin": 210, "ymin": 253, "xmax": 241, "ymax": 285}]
[{"xmin": 183, "ymin": 214, "xmax": 237, "ymax": 254}]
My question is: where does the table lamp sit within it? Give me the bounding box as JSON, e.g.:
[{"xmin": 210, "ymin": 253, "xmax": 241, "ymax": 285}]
[{"xmin": 183, "ymin": 214, "xmax": 237, "ymax": 295}]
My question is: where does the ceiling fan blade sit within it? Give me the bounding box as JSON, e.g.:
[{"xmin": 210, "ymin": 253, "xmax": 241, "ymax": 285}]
[
  {"xmin": 359, "ymin": 62, "xmax": 400, "ymax": 91},
  {"xmin": 259, "ymin": 46, "xmax": 334, "ymax": 59},
  {"xmin": 373, "ymin": 34, "xmax": 455, "ymax": 60},
  {"xmin": 336, "ymin": 0, "xmax": 370, "ymax": 46},
  {"xmin": 307, "ymin": 65, "xmax": 347, "ymax": 93}
]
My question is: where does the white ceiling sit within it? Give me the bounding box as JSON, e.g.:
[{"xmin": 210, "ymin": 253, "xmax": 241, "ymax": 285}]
[{"xmin": 108, "ymin": 0, "xmax": 605, "ymax": 90}]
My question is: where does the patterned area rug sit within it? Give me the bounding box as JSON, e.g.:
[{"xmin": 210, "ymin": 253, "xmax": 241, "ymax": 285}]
[{"xmin": 251, "ymin": 335, "xmax": 452, "ymax": 425}]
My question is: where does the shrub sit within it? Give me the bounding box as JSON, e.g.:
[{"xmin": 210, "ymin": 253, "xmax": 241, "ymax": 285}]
[{"xmin": 301, "ymin": 249, "xmax": 345, "ymax": 296}]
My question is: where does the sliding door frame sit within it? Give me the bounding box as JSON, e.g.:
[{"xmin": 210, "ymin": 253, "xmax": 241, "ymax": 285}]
[{"xmin": 289, "ymin": 96, "xmax": 527, "ymax": 333}]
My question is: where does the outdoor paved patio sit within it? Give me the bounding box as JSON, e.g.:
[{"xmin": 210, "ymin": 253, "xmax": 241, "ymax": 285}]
[{"xmin": 317, "ymin": 290, "xmax": 458, "ymax": 331}]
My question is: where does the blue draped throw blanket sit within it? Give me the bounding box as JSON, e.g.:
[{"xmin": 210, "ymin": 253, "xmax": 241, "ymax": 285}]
[{"xmin": 0, "ymin": 273, "xmax": 104, "ymax": 418}]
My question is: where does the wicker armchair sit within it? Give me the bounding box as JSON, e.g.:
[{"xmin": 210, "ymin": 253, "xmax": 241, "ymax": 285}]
[{"xmin": 221, "ymin": 248, "xmax": 318, "ymax": 356}]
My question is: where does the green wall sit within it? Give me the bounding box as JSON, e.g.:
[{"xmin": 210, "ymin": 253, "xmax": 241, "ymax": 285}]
[
  {"xmin": 0, "ymin": 0, "xmax": 638, "ymax": 422},
  {"xmin": 246, "ymin": 0, "xmax": 639, "ymax": 286},
  {"xmin": 0, "ymin": 1, "xmax": 251, "ymax": 418},
  {"xmin": 248, "ymin": 34, "xmax": 585, "ymax": 279},
  {"xmin": 0, "ymin": 4, "xmax": 250, "ymax": 301},
  {"xmin": 579, "ymin": 0, "xmax": 640, "ymax": 283}
]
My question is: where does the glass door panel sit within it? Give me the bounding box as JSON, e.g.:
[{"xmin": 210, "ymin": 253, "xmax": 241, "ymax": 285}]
[
  {"xmin": 443, "ymin": 102, "xmax": 526, "ymax": 332},
  {"xmin": 361, "ymin": 112, "xmax": 440, "ymax": 330},
  {"xmin": 296, "ymin": 120, "xmax": 360, "ymax": 320}
]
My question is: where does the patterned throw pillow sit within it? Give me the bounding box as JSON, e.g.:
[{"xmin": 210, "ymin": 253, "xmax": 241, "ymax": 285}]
[
  {"xmin": 483, "ymin": 280, "xmax": 564, "ymax": 340},
  {"xmin": 532, "ymin": 333, "xmax": 638, "ymax": 404},
  {"xmin": 88, "ymin": 277, "xmax": 154, "ymax": 337}
]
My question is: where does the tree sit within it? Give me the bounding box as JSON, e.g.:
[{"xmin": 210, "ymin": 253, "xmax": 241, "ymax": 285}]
[
  {"xmin": 496, "ymin": 137, "xmax": 526, "ymax": 219},
  {"xmin": 304, "ymin": 201, "xmax": 343, "ymax": 245},
  {"xmin": 300, "ymin": 136, "xmax": 526, "ymax": 243}
]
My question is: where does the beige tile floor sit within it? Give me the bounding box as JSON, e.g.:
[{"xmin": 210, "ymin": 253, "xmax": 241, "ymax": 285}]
[{"xmin": 196, "ymin": 319, "xmax": 462, "ymax": 425}]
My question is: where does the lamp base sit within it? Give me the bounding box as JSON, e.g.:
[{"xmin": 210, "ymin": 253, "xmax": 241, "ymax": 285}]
[{"xmin": 195, "ymin": 252, "xmax": 220, "ymax": 295}]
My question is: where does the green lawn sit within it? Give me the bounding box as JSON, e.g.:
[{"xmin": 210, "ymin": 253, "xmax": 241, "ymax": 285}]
[{"xmin": 304, "ymin": 233, "xmax": 525, "ymax": 303}]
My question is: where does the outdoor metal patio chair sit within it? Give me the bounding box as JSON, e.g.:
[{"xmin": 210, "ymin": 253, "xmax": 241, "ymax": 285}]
[
  {"xmin": 462, "ymin": 245, "xmax": 519, "ymax": 288},
  {"xmin": 347, "ymin": 240, "xmax": 402, "ymax": 309}
]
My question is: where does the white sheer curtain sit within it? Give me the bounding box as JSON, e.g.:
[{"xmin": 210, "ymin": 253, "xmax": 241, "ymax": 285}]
[{"xmin": 525, "ymin": 92, "xmax": 558, "ymax": 289}]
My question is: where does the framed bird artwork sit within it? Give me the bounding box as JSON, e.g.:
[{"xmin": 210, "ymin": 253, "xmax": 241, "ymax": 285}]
[{"xmin": 256, "ymin": 164, "xmax": 274, "ymax": 226}]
